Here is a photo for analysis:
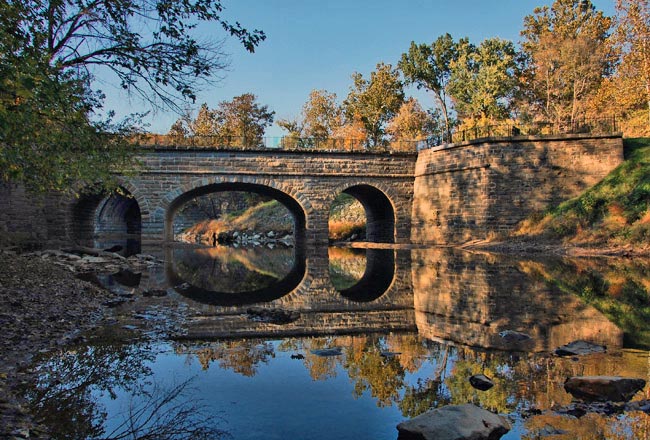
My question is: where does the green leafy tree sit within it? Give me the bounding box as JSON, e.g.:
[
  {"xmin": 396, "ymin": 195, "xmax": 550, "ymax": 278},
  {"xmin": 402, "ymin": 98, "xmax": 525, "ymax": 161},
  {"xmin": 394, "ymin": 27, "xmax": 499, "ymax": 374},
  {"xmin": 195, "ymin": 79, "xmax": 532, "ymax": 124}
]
[
  {"xmin": 0, "ymin": 0, "xmax": 265, "ymax": 192},
  {"xmin": 343, "ymin": 62, "xmax": 404, "ymax": 147},
  {"xmin": 519, "ymin": 0, "xmax": 613, "ymax": 124},
  {"xmin": 302, "ymin": 89, "xmax": 343, "ymax": 139},
  {"xmin": 276, "ymin": 116, "xmax": 304, "ymax": 148},
  {"xmin": 169, "ymin": 95, "xmax": 274, "ymax": 148},
  {"xmin": 399, "ymin": 34, "xmax": 459, "ymax": 140},
  {"xmin": 213, "ymin": 94, "xmax": 275, "ymax": 148},
  {"xmin": 448, "ymin": 38, "xmax": 518, "ymax": 123}
]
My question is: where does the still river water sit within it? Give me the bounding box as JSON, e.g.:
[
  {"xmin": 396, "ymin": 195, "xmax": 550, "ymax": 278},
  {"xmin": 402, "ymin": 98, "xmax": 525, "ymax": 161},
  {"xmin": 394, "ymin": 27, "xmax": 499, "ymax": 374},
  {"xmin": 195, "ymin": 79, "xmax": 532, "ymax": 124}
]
[{"xmin": 25, "ymin": 243, "xmax": 650, "ymax": 439}]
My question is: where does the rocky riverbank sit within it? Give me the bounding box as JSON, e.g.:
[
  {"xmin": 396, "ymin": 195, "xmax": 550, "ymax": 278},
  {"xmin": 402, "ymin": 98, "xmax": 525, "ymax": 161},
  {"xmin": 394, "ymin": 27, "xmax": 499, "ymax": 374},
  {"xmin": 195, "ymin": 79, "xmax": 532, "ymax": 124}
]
[{"xmin": 0, "ymin": 248, "xmax": 162, "ymax": 439}]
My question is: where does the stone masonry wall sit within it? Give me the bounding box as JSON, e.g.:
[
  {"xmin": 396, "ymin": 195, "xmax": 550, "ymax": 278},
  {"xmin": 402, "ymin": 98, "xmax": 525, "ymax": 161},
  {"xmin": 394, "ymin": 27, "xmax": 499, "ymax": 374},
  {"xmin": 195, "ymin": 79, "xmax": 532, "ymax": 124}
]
[
  {"xmin": 0, "ymin": 184, "xmax": 68, "ymax": 247},
  {"xmin": 0, "ymin": 135, "xmax": 623, "ymax": 247},
  {"xmin": 412, "ymin": 134, "xmax": 624, "ymax": 244},
  {"xmin": 128, "ymin": 149, "xmax": 417, "ymax": 245}
]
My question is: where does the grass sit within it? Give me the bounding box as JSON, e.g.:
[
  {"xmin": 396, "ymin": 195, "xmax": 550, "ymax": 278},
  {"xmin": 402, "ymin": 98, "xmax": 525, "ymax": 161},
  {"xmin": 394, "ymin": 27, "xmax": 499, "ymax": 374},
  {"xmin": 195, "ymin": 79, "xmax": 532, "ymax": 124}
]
[{"xmin": 514, "ymin": 137, "xmax": 650, "ymax": 248}]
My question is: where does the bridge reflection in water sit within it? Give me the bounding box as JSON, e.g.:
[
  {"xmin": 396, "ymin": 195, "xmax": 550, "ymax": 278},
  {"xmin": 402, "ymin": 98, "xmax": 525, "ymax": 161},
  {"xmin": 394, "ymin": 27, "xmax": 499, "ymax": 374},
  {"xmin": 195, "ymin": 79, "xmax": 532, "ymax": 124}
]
[
  {"xmin": 133, "ymin": 244, "xmax": 624, "ymax": 352},
  {"xmin": 32, "ymin": 244, "xmax": 646, "ymax": 440}
]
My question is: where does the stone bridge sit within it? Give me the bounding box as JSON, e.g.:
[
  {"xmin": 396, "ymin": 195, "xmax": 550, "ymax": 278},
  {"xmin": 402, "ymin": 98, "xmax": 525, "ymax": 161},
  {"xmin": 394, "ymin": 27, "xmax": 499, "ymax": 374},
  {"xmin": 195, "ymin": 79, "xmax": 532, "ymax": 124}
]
[
  {"xmin": 72, "ymin": 148, "xmax": 418, "ymax": 247},
  {"xmin": 0, "ymin": 133, "xmax": 624, "ymax": 247}
]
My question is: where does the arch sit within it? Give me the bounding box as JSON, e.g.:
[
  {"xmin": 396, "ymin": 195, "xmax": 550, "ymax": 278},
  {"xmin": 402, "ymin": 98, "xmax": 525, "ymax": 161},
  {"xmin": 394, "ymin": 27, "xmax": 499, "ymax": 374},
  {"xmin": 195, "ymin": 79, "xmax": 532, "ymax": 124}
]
[
  {"xmin": 338, "ymin": 249, "xmax": 396, "ymax": 302},
  {"xmin": 162, "ymin": 178, "xmax": 308, "ymax": 246},
  {"xmin": 330, "ymin": 182, "xmax": 397, "ymax": 243},
  {"xmin": 70, "ymin": 186, "xmax": 142, "ymax": 249}
]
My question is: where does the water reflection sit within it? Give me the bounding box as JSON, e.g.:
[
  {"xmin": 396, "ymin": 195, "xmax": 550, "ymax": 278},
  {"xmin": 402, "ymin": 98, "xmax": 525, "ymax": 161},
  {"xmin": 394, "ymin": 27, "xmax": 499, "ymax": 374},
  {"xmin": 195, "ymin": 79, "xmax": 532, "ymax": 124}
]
[
  {"xmin": 337, "ymin": 248, "xmax": 396, "ymax": 302},
  {"xmin": 328, "ymin": 247, "xmax": 366, "ymax": 290},
  {"xmin": 166, "ymin": 245, "xmax": 305, "ymax": 306},
  {"xmin": 93, "ymin": 235, "xmax": 141, "ymax": 256},
  {"xmin": 412, "ymin": 249, "xmax": 624, "ymax": 352},
  {"xmin": 26, "ymin": 247, "xmax": 650, "ymax": 439}
]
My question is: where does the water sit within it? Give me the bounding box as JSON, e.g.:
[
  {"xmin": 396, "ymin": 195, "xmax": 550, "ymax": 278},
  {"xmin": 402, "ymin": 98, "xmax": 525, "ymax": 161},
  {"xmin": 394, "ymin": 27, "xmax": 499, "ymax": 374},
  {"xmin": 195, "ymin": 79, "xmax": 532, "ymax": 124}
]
[{"xmin": 25, "ymin": 244, "xmax": 650, "ymax": 439}]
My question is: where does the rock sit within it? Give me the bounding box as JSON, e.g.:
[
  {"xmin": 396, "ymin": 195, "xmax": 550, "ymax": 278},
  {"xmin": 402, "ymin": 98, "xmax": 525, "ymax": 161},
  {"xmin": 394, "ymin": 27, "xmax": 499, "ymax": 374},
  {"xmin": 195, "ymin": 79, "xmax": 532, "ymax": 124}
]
[
  {"xmin": 625, "ymin": 399, "xmax": 650, "ymax": 413},
  {"xmin": 103, "ymin": 245, "xmax": 123, "ymax": 253},
  {"xmin": 290, "ymin": 353, "xmax": 305, "ymax": 360},
  {"xmin": 80, "ymin": 256, "xmax": 109, "ymax": 264},
  {"xmin": 555, "ymin": 340, "xmax": 606, "ymax": 357},
  {"xmin": 396, "ymin": 403, "xmax": 510, "ymax": 440},
  {"xmin": 564, "ymin": 376, "xmax": 646, "ymax": 402},
  {"xmin": 469, "ymin": 374, "xmax": 495, "ymax": 391},
  {"xmin": 310, "ymin": 347, "xmax": 343, "ymax": 357},
  {"xmin": 380, "ymin": 351, "xmax": 401, "ymax": 358},
  {"xmin": 142, "ymin": 289, "xmax": 167, "ymax": 297},
  {"xmin": 246, "ymin": 308, "xmax": 299, "ymax": 324},
  {"xmin": 498, "ymin": 330, "xmax": 532, "ymax": 343},
  {"xmin": 536, "ymin": 425, "xmax": 568, "ymax": 437},
  {"xmin": 102, "ymin": 298, "xmax": 128, "ymax": 308}
]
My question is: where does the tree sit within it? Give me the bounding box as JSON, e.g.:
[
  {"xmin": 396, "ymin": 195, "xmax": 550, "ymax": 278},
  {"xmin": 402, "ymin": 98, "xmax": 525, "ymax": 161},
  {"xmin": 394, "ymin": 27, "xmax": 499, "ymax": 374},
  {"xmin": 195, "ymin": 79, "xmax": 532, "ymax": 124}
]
[
  {"xmin": 0, "ymin": 1, "xmax": 265, "ymax": 192},
  {"xmin": 302, "ymin": 89, "xmax": 343, "ymax": 139},
  {"xmin": 213, "ymin": 94, "xmax": 275, "ymax": 148},
  {"xmin": 399, "ymin": 34, "xmax": 458, "ymax": 140},
  {"xmin": 614, "ymin": 0, "xmax": 650, "ymax": 128},
  {"xmin": 448, "ymin": 38, "xmax": 518, "ymax": 124},
  {"xmin": 519, "ymin": 0, "xmax": 613, "ymax": 124},
  {"xmin": 386, "ymin": 98, "xmax": 441, "ymax": 144},
  {"xmin": 169, "ymin": 95, "xmax": 274, "ymax": 148},
  {"xmin": 343, "ymin": 62, "xmax": 404, "ymax": 147}
]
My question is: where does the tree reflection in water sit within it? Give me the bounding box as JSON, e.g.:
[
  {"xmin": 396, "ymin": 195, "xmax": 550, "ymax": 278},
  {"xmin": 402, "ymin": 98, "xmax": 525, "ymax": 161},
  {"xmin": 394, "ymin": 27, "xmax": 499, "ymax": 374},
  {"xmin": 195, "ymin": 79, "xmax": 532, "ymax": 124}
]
[
  {"xmin": 25, "ymin": 335, "xmax": 227, "ymax": 439},
  {"xmin": 24, "ymin": 249, "xmax": 650, "ymax": 439}
]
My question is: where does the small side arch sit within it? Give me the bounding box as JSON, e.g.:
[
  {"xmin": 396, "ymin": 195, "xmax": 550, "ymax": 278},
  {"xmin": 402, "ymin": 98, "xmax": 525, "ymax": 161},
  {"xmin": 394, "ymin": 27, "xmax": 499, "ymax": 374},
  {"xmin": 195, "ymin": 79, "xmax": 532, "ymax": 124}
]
[
  {"xmin": 330, "ymin": 182, "xmax": 397, "ymax": 243},
  {"xmin": 69, "ymin": 184, "xmax": 143, "ymax": 248}
]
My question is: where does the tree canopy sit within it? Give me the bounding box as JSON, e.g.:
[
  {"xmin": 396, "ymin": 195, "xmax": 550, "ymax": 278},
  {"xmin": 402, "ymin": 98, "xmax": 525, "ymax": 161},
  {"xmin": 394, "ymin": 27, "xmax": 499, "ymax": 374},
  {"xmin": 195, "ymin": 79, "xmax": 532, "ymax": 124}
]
[
  {"xmin": 343, "ymin": 62, "xmax": 404, "ymax": 147},
  {"xmin": 0, "ymin": 0, "xmax": 265, "ymax": 192},
  {"xmin": 448, "ymin": 38, "xmax": 518, "ymax": 123},
  {"xmin": 519, "ymin": 0, "xmax": 612, "ymax": 124},
  {"xmin": 169, "ymin": 94, "xmax": 275, "ymax": 148},
  {"xmin": 399, "ymin": 34, "xmax": 458, "ymax": 140}
]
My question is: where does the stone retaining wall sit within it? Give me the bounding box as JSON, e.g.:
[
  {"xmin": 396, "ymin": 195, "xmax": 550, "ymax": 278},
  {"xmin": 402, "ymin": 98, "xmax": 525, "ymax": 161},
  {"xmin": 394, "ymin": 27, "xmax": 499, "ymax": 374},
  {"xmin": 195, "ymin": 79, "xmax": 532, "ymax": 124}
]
[{"xmin": 412, "ymin": 134, "xmax": 624, "ymax": 243}]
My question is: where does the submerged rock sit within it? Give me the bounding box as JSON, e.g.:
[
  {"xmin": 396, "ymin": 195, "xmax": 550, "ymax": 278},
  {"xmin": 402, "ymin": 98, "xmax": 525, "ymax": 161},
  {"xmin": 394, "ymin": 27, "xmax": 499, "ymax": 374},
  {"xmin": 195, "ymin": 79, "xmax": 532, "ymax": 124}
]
[
  {"xmin": 555, "ymin": 340, "xmax": 606, "ymax": 357},
  {"xmin": 142, "ymin": 289, "xmax": 168, "ymax": 297},
  {"xmin": 396, "ymin": 403, "xmax": 510, "ymax": 440},
  {"xmin": 380, "ymin": 351, "xmax": 401, "ymax": 358},
  {"xmin": 498, "ymin": 330, "xmax": 532, "ymax": 343},
  {"xmin": 564, "ymin": 376, "xmax": 646, "ymax": 402},
  {"xmin": 310, "ymin": 347, "xmax": 343, "ymax": 357},
  {"xmin": 469, "ymin": 374, "xmax": 495, "ymax": 391}
]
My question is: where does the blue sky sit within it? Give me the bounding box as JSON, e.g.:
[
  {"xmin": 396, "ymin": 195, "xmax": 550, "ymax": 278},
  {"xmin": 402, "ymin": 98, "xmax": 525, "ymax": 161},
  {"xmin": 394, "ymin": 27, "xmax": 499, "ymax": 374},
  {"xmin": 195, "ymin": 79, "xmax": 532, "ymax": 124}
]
[{"xmin": 99, "ymin": 0, "xmax": 616, "ymax": 137}]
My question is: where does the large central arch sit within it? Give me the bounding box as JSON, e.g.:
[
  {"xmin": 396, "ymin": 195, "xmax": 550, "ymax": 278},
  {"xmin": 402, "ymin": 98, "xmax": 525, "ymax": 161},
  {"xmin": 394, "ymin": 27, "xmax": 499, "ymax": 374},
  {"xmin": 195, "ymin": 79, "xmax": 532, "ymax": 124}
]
[{"xmin": 163, "ymin": 181, "xmax": 307, "ymax": 246}]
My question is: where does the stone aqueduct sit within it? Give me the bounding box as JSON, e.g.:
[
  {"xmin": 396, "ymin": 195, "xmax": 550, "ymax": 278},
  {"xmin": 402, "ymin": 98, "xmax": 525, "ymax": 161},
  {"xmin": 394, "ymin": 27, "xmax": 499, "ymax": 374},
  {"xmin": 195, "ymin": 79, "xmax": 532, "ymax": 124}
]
[{"xmin": 0, "ymin": 133, "xmax": 625, "ymax": 247}]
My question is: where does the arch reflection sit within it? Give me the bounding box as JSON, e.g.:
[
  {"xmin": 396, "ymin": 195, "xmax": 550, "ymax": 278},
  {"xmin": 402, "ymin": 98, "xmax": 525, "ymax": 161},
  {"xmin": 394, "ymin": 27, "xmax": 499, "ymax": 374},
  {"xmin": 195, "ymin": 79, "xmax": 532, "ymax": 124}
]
[
  {"xmin": 330, "ymin": 248, "xmax": 396, "ymax": 302},
  {"xmin": 166, "ymin": 244, "xmax": 306, "ymax": 306}
]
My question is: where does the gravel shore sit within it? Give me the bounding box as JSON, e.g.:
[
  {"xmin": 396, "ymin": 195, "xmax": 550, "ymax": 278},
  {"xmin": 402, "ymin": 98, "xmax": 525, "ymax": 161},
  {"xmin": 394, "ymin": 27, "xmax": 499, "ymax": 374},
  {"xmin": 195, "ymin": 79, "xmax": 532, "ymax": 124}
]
[{"xmin": 0, "ymin": 251, "xmax": 115, "ymax": 439}]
